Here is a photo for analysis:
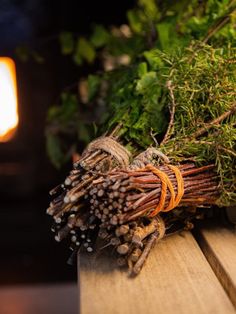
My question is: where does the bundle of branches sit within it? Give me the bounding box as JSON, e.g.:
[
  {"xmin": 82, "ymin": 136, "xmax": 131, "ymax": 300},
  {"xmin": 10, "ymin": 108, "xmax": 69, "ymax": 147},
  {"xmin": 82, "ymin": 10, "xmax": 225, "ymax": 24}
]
[
  {"xmin": 47, "ymin": 1, "xmax": 236, "ymax": 275},
  {"xmin": 47, "ymin": 46, "xmax": 235, "ymax": 274},
  {"xmin": 46, "ymin": 0, "xmax": 236, "ymax": 168},
  {"xmin": 47, "ymin": 128, "xmax": 131, "ymax": 221}
]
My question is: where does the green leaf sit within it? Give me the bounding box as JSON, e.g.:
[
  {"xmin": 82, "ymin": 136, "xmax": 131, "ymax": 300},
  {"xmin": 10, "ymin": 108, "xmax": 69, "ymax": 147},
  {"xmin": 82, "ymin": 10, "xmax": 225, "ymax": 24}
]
[
  {"xmin": 74, "ymin": 37, "xmax": 96, "ymax": 64},
  {"xmin": 127, "ymin": 10, "xmax": 142, "ymax": 33},
  {"xmin": 137, "ymin": 62, "xmax": 148, "ymax": 78},
  {"xmin": 73, "ymin": 52, "xmax": 83, "ymax": 65},
  {"xmin": 138, "ymin": 0, "xmax": 159, "ymax": 20},
  {"xmin": 77, "ymin": 123, "xmax": 91, "ymax": 144},
  {"xmin": 87, "ymin": 75, "xmax": 100, "ymax": 101},
  {"xmin": 136, "ymin": 71, "xmax": 157, "ymax": 95},
  {"xmin": 143, "ymin": 50, "xmax": 164, "ymax": 70},
  {"xmin": 46, "ymin": 134, "xmax": 65, "ymax": 169},
  {"xmin": 59, "ymin": 32, "xmax": 74, "ymax": 55},
  {"xmin": 93, "ymin": 122, "xmax": 98, "ymax": 136},
  {"xmin": 90, "ymin": 25, "xmax": 110, "ymax": 48},
  {"xmin": 156, "ymin": 22, "xmax": 171, "ymax": 51},
  {"xmin": 47, "ymin": 93, "xmax": 78, "ymax": 124}
]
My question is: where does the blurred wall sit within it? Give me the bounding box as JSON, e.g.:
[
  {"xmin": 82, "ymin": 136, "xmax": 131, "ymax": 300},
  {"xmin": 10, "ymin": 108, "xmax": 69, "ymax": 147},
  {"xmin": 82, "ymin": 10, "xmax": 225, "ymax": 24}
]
[{"xmin": 0, "ymin": 0, "xmax": 134, "ymax": 284}]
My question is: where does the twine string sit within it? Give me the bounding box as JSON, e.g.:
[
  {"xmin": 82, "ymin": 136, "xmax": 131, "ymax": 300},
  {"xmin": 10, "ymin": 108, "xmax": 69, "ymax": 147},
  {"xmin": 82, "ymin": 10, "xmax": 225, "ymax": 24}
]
[
  {"xmin": 131, "ymin": 147, "xmax": 170, "ymax": 170},
  {"xmin": 82, "ymin": 136, "xmax": 131, "ymax": 168},
  {"xmin": 144, "ymin": 164, "xmax": 184, "ymax": 217}
]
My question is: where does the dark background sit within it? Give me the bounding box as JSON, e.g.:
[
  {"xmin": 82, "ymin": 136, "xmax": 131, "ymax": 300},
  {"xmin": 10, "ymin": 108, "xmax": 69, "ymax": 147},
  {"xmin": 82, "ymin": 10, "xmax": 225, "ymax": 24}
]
[{"xmin": 0, "ymin": 0, "xmax": 134, "ymax": 285}]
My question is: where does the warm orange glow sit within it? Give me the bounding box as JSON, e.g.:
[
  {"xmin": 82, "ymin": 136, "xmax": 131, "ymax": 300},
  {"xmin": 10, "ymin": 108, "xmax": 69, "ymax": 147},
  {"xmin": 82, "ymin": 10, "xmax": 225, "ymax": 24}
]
[{"xmin": 0, "ymin": 57, "xmax": 18, "ymax": 142}]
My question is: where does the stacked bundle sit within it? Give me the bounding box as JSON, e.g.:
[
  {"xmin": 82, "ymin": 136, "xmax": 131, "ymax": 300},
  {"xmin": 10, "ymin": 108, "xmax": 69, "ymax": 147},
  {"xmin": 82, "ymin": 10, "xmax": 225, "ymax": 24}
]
[
  {"xmin": 47, "ymin": 1, "xmax": 236, "ymax": 274},
  {"xmin": 47, "ymin": 134, "xmax": 131, "ymax": 252},
  {"xmin": 89, "ymin": 163, "xmax": 219, "ymax": 223}
]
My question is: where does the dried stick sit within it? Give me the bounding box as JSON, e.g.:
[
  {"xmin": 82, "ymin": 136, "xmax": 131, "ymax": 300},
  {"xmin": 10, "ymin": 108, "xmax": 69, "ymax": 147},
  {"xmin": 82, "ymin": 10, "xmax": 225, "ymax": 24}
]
[
  {"xmin": 189, "ymin": 7, "xmax": 235, "ymax": 63},
  {"xmin": 131, "ymin": 231, "xmax": 159, "ymax": 275},
  {"xmin": 202, "ymin": 8, "xmax": 235, "ymax": 44},
  {"xmin": 189, "ymin": 103, "xmax": 236, "ymax": 139},
  {"xmin": 161, "ymin": 80, "xmax": 176, "ymax": 144},
  {"xmin": 193, "ymin": 141, "xmax": 236, "ymax": 158}
]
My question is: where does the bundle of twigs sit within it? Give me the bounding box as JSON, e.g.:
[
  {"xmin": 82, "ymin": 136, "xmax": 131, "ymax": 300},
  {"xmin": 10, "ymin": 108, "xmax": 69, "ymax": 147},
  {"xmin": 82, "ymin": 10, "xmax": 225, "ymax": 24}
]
[
  {"xmin": 82, "ymin": 156, "xmax": 220, "ymax": 274},
  {"xmin": 47, "ymin": 40, "xmax": 235, "ymax": 274},
  {"xmin": 89, "ymin": 162, "xmax": 219, "ymax": 226},
  {"xmin": 47, "ymin": 100, "xmax": 235, "ymax": 274},
  {"xmin": 47, "ymin": 130, "xmax": 131, "ymax": 224},
  {"xmin": 47, "ymin": 143, "xmax": 221, "ymax": 274}
]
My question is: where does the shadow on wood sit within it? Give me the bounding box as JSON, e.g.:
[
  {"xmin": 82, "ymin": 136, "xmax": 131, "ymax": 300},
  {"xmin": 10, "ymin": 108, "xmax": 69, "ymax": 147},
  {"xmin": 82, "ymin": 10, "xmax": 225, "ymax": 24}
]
[
  {"xmin": 197, "ymin": 223, "xmax": 236, "ymax": 308},
  {"xmin": 78, "ymin": 231, "xmax": 235, "ymax": 314}
]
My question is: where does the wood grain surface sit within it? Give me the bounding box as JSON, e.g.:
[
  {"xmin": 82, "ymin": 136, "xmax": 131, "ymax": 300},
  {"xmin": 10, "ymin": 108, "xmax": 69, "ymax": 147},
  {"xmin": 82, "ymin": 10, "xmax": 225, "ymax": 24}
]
[
  {"xmin": 197, "ymin": 224, "xmax": 236, "ymax": 308},
  {"xmin": 79, "ymin": 231, "xmax": 235, "ymax": 314}
]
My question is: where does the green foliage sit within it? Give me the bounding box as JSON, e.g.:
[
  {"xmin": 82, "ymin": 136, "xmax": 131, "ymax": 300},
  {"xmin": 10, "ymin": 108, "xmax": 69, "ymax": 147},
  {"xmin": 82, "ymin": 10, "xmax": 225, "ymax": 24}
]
[
  {"xmin": 15, "ymin": 45, "xmax": 44, "ymax": 63},
  {"xmin": 56, "ymin": 0, "xmax": 236, "ymax": 68},
  {"xmin": 101, "ymin": 60, "xmax": 169, "ymax": 148},
  {"xmin": 87, "ymin": 75, "xmax": 101, "ymax": 101},
  {"xmin": 159, "ymin": 46, "xmax": 236, "ymax": 205},
  {"xmin": 59, "ymin": 32, "xmax": 74, "ymax": 55},
  {"xmin": 127, "ymin": 10, "xmax": 143, "ymax": 34},
  {"xmin": 47, "ymin": 93, "xmax": 78, "ymax": 124},
  {"xmin": 156, "ymin": 22, "xmax": 172, "ymax": 51},
  {"xmin": 73, "ymin": 37, "xmax": 96, "ymax": 65},
  {"xmin": 90, "ymin": 25, "xmax": 110, "ymax": 48},
  {"xmin": 45, "ymin": 0, "xmax": 236, "ymax": 205},
  {"xmin": 46, "ymin": 134, "xmax": 68, "ymax": 169},
  {"xmin": 127, "ymin": 0, "xmax": 160, "ymax": 34},
  {"xmin": 46, "ymin": 93, "xmax": 96, "ymax": 168}
]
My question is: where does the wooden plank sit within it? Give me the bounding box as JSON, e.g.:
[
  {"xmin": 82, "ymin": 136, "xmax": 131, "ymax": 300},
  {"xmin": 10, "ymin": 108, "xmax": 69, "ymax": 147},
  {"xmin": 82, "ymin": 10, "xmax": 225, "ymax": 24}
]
[
  {"xmin": 78, "ymin": 231, "xmax": 235, "ymax": 314},
  {"xmin": 0, "ymin": 283, "xmax": 77, "ymax": 314},
  {"xmin": 197, "ymin": 224, "xmax": 236, "ymax": 308}
]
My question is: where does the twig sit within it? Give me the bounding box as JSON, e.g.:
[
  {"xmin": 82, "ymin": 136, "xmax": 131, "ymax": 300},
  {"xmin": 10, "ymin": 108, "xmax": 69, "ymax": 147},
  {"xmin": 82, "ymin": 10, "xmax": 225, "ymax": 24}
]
[
  {"xmin": 161, "ymin": 81, "xmax": 176, "ymax": 144},
  {"xmin": 188, "ymin": 6, "xmax": 236, "ymax": 63},
  {"xmin": 193, "ymin": 141, "xmax": 236, "ymax": 158},
  {"xmin": 189, "ymin": 103, "xmax": 236, "ymax": 139},
  {"xmin": 109, "ymin": 123, "xmax": 123, "ymax": 139},
  {"xmin": 131, "ymin": 231, "xmax": 160, "ymax": 275},
  {"xmin": 202, "ymin": 14, "xmax": 231, "ymax": 44},
  {"xmin": 150, "ymin": 128, "xmax": 159, "ymax": 147}
]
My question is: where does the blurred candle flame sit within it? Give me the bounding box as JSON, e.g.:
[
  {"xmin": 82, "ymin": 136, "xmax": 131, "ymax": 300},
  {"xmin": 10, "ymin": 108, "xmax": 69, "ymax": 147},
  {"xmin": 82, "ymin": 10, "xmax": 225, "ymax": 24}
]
[{"xmin": 0, "ymin": 57, "xmax": 18, "ymax": 142}]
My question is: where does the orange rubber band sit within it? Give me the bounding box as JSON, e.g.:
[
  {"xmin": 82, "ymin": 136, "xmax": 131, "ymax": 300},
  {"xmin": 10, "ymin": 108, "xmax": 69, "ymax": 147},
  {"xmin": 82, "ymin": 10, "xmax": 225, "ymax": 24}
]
[{"xmin": 142, "ymin": 164, "xmax": 184, "ymax": 217}]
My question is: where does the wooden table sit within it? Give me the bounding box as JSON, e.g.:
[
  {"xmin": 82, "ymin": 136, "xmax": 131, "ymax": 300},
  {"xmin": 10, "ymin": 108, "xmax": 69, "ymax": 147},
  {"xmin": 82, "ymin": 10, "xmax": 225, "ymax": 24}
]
[{"xmin": 78, "ymin": 224, "xmax": 236, "ymax": 314}]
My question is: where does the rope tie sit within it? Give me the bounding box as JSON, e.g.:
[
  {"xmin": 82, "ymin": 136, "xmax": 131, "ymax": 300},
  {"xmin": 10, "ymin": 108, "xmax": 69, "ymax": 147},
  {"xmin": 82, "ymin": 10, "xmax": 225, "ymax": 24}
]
[
  {"xmin": 144, "ymin": 164, "xmax": 184, "ymax": 217},
  {"xmin": 82, "ymin": 136, "xmax": 131, "ymax": 168},
  {"xmin": 130, "ymin": 147, "xmax": 170, "ymax": 170}
]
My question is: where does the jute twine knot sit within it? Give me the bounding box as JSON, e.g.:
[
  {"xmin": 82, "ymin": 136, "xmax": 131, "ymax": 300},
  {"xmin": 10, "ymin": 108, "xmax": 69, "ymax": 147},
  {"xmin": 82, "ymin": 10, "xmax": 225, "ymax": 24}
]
[
  {"xmin": 131, "ymin": 147, "xmax": 170, "ymax": 169},
  {"xmin": 82, "ymin": 136, "xmax": 131, "ymax": 168}
]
